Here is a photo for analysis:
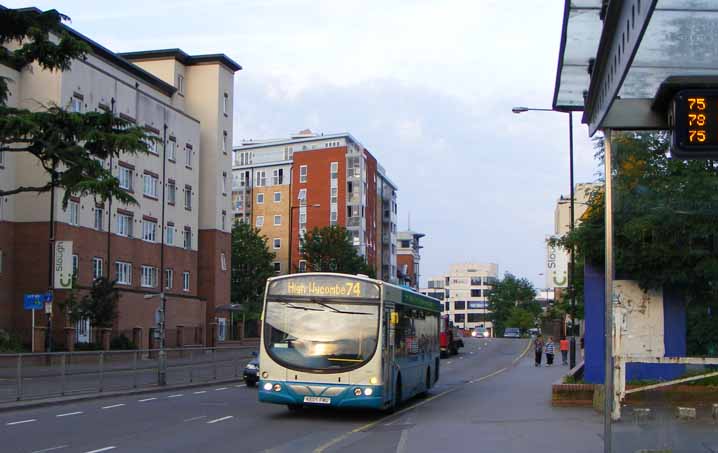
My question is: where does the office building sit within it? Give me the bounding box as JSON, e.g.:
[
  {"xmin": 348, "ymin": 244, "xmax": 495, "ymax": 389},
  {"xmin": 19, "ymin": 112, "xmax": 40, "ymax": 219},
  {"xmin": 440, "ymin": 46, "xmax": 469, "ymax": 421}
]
[{"xmin": 396, "ymin": 230, "xmax": 425, "ymax": 289}]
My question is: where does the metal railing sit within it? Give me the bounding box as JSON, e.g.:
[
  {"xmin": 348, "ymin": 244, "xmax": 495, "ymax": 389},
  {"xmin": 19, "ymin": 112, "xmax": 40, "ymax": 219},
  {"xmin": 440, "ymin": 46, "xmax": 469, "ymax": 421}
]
[{"xmin": 0, "ymin": 346, "xmax": 256, "ymax": 403}]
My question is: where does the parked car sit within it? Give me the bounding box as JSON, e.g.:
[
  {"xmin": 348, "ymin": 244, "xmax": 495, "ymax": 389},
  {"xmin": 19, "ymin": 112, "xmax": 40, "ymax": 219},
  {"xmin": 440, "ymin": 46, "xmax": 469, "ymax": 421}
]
[
  {"xmin": 472, "ymin": 326, "xmax": 489, "ymax": 338},
  {"xmin": 243, "ymin": 352, "xmax": 259, "ymax": 387},
  {"xmin": 528, "ymin": 328, "xmax": 541, "ymax": 337},
  {"xmin": 503, "ymin": 327, "xmax": 521, "ymax": 338}
]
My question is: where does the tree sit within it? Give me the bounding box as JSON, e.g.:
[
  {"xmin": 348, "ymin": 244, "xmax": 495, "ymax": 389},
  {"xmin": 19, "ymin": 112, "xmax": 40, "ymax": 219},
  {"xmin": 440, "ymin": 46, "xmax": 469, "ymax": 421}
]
[
  {"xmin": 487, "ymin": 273, "xmax": 538, "ymax": 336},
  {"xmin": 81, "ymin": 277, "xmax": 119, "ymax": 328},
  {"xmin": 231, "ymin": 221, "xmax": 275, "ymax": 318},
  {"xmin": 299, "ymin": 225, "xmax": 375, "ymax": 276},
  {"xmin": 1, "ymin": 7, "xmax": 152, "ymax": 207}
]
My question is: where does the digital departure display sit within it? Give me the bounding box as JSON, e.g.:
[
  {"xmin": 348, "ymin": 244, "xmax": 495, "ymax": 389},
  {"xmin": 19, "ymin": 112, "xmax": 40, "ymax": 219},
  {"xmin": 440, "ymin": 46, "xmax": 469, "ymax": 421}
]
[
  {"xmin": 672, "ymin": 90, "xmax": 718, "ymax": 158},
  {"xmin": 268, "ymin": 275, "xmax": 380, "ymax": 299}
]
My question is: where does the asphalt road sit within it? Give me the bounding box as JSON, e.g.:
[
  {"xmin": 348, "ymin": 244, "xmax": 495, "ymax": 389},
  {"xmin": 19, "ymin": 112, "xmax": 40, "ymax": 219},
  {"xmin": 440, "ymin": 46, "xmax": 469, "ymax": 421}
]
[{"xmin": 0, "ymin": 338, "xmax": 541, "ymax": 453}]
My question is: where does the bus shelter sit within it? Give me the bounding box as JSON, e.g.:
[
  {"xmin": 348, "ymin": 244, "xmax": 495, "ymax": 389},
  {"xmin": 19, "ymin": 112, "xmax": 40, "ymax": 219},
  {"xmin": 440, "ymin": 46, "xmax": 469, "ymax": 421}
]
[{"xmin": 554, "ymin": 1, "xmax": 718, "ymax": 452}]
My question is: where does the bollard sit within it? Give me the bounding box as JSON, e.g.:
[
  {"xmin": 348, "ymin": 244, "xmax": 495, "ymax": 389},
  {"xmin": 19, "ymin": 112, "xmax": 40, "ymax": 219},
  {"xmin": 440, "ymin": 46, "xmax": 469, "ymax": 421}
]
[
  {"xmin": 712, "ymin": 403, "xmax": 718, "ymax": 422},
  {"xmin": 674, "ymin": 406, "xmax": 696, "ymax": 420},
  {"xmin": 189, "ymin": 349, "xmax": 194, "ymax": 383},
  {"xmin": 132, "ymin": 350, "xmax": 138, "ymax": 389},
  {"xmin": 98, "ymin": 352, "xmax": 105, "ymax": 393},
  {"xmin": 213, "ymin": 349, "xmax": 217, "ymax": 380},
  {"xmin": 16, "ymin": 354, "xmax": 22, "ymax": 401},
  {"xmin": 60, "ymin": 354, "xmax": 66, "ymax": 396}
]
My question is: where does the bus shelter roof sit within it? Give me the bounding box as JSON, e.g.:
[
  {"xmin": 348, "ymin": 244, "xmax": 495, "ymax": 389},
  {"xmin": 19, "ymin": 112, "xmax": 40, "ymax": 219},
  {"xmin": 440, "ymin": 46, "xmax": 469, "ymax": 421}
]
[{"xmin": 554, "ymin": 0, "xmax": 718, "ymax": 135}]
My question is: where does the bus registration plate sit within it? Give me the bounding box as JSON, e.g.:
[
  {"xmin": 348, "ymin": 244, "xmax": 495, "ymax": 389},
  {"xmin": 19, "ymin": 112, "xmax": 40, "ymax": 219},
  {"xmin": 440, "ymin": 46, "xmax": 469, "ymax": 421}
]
[{"xmin": 303, "ymin": 396, "xmax": 331, "ymax": 404}]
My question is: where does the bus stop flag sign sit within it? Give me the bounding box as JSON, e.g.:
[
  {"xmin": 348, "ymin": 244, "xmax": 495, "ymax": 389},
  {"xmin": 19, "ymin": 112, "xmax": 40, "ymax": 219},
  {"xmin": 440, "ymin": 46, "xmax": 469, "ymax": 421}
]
[{"xmin": 23, "ymin": 294, "xmax": 45, "ymax": 310}]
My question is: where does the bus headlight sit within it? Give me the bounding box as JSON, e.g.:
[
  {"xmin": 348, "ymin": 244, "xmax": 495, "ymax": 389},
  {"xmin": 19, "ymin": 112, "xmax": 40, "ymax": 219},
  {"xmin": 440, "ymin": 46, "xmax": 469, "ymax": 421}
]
[
  {"xmin": 273, "ymin": 384, "xmax": 282, "ymax": 392},
  {"xmin": 364, "ymin": 388, "xmax": 373, "ymax": 396},
  {"xmin": 263, "ymin": 382, "xmax": 273, "ymax": 391},
  {"xmin": 370, "ymin": 377, "xmax": 378, "ymax": 385},
  {"xmin": 354, "ymin": 388, "xmax": 362, "ymax": 396},
  {"xmin": 262, "ymin": 371, "xmax": 269, "ymax": 378}
]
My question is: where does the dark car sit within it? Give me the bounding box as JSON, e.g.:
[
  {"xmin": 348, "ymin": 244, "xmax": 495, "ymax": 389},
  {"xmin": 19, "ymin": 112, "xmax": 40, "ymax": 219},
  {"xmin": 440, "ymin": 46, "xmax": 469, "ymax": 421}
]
[
  {"xmin": 503, "ymin": 327, "xmax": 521, "ymax": 338},
  {"xmin": 243, "ymin": 352, "xmax": 259, "ymax": 387}
]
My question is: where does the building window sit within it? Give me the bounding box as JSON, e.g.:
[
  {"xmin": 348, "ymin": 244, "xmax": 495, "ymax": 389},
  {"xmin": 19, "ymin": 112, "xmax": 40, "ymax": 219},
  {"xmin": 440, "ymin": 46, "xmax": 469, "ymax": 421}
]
[
  {"xmin": 331, "ymin": 187, "xmax": 337, "ymax": 204},
  {"xmin": 256, "ymin": 193, "xmax": 264, "ymax": 204},
  {"xmin": 72, "ymin": 254, "xmax": 79, "ymax": 278},
  {"xmin": 223, "ymin": 92, "xmax": 229, "ymax": 115},
  {"xmin": 220, "ymin": 253, "xmax": 227, "ymax": 271},
  {"xmin": 256, "ymin": 216, "xmax": 264, "ymax": 227},
  {"xmin": 454, "ymin": 314, "xmax": 465, "ymax": 323},
  {"xmin": 119, "ymin": 166, "xmax": 133, "ymax": 191},
  {"xmin": 222, "ymin": 172, "xmax": 228, "ymax": 195},
  {"xmin": 298, "ymin": 188, "xmax": 307, "ymax": 205},
  {"xmin": 471, "ymin": 289, "xmax": 481, "ymax": 297},
  {"xmin": 143, "ymin": 173, "xmax": 158, "ymax": 198},
  {"xmin": 183, "ymin": 227, "xmax": 192, "ymax": 250},
  {"xmin": 185, "ymin": 146, "xmax": 192, "ymax": 168},
  {"xmin": 146, "ymin": 134, "xmax": 159, "ymax": 155},
  {"xmin": 141, "ymin": 265, "xmax": 158, "ymax": 288},
  {"xmin": 70, "ymin": 95, "xmax": 83, "ymax": 113},
  {"xmin": 94, "ymin": 207, "xmax": 103, "ymax": 231},
  {"xmin": 92, "ymin": 257, "xmax": 103, "ymax": 280},
  {"xmin": 165, "ymin": 268, "xmax": 173, "ymax": 289},
  {"xmin": 117, "ymin": 212, "xmax": 133, "ymax": 237},
  {"xmin": 273, "ymin": 262, "xmax": 281, "ymax": 274},
  {"xmin": 68, "ymin": 200, "xmax": 79, "ymax": 226},
  {"xmin": 167, "ymin": 181, "xmax": 176, "ymax": 205},
  {"xmin": 222, "ymin": 131, "xmax": 228, "ymax": 154},
  {"xmin": 455, "ymin": 301, "xmax": 466, "ymax": 310},
  {"xmin": 182, "ymin": 271, "xmax": 190, "ymax": 292},
  {"xmin": 184, "ymin": 185, "xmax": 192, "ymax": 210},
  {"xmin": 330, "ymin": 162, "xmax": 338, "ymax": 179},
  {"xmin": 273, "ymin": 192, "xmax": 281, "ymax": 203},
  {"xmin": 299, "ymin": 212, "xmax": 307, "ymax": 224},
  {"xmin": 273, "ymin": 215, "xmax": 281, "ymax": 226},
  {"xmin": 273, "ymin": 238, "xmax": 281, "ymax": 249},
  {"xmin": 330, "ymin": 211, "xmax": 338, "ymax": 224},
  {"xmin": 167, "ymin": 138, "xmax": 176, "ymax": 161},
  {"xmin": 115, "ymin": 261, "xmax": 132, "ymax": 285},
  {"xmin": 142, "ymin": 219, "xmax": 157, "ymax": 242},
  {"xmin": 255, "ymin": 170, "xmax": 266, "ymax": 187},
  {"xmin": 177, "ymin": 74, "xmax": 184, "ymax": 94},
  {"xmin": 298, "ymin": 260, "xmax": 307, "ymax": 273},
  {"xmin": 272, "ymin": 168, "xmax": 284, "ymax": 185},
  {"xmin": 166, "ymin": 223, "xmax": 175, "ymax": 245},
  {"xmin": 299, "ymin": 165, "xmax": 307, "ymax": 183}
]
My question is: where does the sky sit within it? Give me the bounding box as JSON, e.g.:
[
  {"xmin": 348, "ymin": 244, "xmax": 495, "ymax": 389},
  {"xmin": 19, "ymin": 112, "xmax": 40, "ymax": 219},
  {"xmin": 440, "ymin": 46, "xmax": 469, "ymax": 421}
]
[{"xmin": 8, "ymin": 0, "xmax": 600, "ymax": 289}]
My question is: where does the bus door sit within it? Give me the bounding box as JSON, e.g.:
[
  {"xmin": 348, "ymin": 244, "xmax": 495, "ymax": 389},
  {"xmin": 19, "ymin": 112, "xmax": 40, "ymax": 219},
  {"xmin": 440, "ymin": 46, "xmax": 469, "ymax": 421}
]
[{"xmin": 383, "ymin": 305, "xmax": 395, "ymax": 403}]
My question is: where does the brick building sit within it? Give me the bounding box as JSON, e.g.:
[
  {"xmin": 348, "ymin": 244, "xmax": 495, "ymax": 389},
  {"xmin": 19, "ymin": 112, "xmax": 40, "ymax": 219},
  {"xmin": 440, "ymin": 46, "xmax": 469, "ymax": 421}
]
[
  {"xmin": 0, "ymin": 15, "xmax": 240, "ymax": 350},
  {"xmin": 396, "ymin": 230, "xmax": 425, "ymax": 289},
  {"xmin": 232, "ymin": 131, "xmax": 399, "ymax": 282}
]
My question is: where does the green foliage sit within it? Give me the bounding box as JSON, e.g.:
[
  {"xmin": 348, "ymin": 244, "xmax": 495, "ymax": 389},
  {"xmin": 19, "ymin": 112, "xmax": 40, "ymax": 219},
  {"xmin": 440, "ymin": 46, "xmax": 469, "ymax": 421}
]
[
  {"xmin": 686, "ymin": 302, "xmax": 718, "ymax": 357},
  {"xmin": 60, "ymin": 277, "xmax": 120, "ymax": 328},
  {"xmin": 0, "ymin": 329, "xmax": 25, "ymax": 353},
  {"xmin": 487, "ymin": 273, "xmax": 538, "ymax": 336},
  {"xmin": 231, "ymin": 221, "xmax": 276, "ymax": 318},
  {"xmin": 300, "ymin": 225, "xmax": 375, "ymax": 277},
  {"xmin": 110, "ymin": 334, "xmax": 137, "ymax": 350},
  {"xmin": 0, "ymin": 8, "xmax": 152, "ymax": 207}
]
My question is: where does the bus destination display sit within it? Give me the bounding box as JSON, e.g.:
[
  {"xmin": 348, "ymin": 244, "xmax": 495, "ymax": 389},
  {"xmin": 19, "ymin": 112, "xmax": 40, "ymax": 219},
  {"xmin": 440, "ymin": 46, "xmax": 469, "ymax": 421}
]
[
  {"xmin": 672, "ymin": 90, "xmax": 718, "ymax": 158},
  {"xmin": 268, "ymin": 275, "xmax": 380, "ymax": 299}
]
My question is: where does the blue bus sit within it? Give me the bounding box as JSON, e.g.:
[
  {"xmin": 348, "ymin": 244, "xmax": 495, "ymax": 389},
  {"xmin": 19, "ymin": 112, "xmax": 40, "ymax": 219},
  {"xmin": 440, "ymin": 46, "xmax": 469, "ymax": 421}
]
[{"xmin": 258, "ymin": 273, "xmax": 441, "ymax": 411}]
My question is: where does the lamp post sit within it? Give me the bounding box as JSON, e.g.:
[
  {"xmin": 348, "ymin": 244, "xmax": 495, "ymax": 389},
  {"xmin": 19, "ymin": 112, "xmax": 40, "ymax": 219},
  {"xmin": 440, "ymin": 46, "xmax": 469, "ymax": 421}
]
[
  {"xmin": 513, "ymin": 106, "xmax": 577, "ymax": 369},
  {"xmin": 287, "ymin": 203, "xmax": 320, "ymax": 273}
]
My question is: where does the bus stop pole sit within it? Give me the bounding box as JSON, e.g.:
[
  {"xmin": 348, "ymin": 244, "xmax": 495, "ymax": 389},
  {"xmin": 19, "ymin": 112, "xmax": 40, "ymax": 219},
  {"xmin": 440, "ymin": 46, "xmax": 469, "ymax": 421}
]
[{"xmin": 603, "ymin": 129, "xmax": 615, "ymax": 453}]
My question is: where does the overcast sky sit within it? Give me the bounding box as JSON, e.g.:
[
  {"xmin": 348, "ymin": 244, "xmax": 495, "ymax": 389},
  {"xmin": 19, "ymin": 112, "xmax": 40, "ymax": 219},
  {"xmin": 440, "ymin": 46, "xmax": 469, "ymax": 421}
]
[{"xmin": 9, "ymin": 0, "xmax": 600, "ymax": 288}]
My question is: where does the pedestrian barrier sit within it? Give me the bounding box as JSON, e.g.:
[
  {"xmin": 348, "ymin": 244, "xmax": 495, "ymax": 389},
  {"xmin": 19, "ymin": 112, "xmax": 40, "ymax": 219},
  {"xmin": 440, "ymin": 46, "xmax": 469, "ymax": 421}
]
[{"xmin": 0, "ymin": 346, "xmax": 255, "ymax": 403}]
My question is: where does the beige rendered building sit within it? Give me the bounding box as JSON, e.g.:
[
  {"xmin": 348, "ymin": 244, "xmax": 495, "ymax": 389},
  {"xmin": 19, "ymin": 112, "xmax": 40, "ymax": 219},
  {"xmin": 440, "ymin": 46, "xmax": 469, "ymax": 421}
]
[{"xmin": 0, "ymin": 15, "xmax": 241, "ymax": 349}]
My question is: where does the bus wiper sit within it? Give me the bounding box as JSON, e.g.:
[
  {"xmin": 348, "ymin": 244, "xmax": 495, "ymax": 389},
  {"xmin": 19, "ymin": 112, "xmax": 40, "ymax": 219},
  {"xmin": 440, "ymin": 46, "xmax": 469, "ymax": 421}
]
[
  {"xmin": 313, "ymin": 301, "xmax": 371, "ymax": 315},
  {"xmin": 285, "ymin": 303, "xmax": 323, "ymax": 312}
]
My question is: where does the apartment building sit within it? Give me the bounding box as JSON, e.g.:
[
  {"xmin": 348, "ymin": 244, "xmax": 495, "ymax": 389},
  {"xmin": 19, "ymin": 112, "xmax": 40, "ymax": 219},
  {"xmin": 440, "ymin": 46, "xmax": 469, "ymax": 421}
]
[
  {"xmin": 420, "ymin": 263, "xmax": 499, "ymax": 334},
  {"xmin": 396, "ymin": 230, "xmax": 425, "ymax": 289},
  {"xmin": 232, "ymin": 131, "xmax": 399, "ymax": 282},
  {"xmin": 0, "ymin": 16, "xmax": 240, "ymax": 349}
]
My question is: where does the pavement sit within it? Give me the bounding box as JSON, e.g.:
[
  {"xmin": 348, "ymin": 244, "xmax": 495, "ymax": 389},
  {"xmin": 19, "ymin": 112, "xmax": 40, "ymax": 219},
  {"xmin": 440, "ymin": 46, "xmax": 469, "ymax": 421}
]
[{"xmin": 0, "ymin": 338, "xmax": 616, "ymax": 453}]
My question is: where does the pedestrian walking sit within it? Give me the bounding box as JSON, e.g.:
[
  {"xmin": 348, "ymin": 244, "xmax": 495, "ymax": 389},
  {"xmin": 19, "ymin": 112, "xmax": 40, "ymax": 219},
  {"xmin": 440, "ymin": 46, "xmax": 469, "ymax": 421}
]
[
  {"xmin": 534, "ymin": 334, "xmax": 544, "ymax": 367},
  {"xmin": 560, "ymin": 337, "xmax": 569, "ymax": 366},
  {"xmin": 545, "ymin": 336, "xmax": 555, "ymax": 366}
]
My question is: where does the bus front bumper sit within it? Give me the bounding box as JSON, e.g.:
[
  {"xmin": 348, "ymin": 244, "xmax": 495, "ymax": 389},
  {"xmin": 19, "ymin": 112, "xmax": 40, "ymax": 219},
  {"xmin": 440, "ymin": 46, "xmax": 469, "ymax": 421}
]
[{"xmin": 258, "ymin": 380, "xmax": 384, "ymax": 409}]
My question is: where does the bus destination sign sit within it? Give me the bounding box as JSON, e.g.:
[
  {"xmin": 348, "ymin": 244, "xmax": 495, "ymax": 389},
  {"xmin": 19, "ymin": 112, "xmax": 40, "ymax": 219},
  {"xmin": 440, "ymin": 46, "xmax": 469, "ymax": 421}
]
[
  {"xmin": 672, "ymin": 90, "xmax": 718, "ymax": 158},
  {"xmin": 269, "ymin": 275, "xmax": 380, "ymax": 299}
]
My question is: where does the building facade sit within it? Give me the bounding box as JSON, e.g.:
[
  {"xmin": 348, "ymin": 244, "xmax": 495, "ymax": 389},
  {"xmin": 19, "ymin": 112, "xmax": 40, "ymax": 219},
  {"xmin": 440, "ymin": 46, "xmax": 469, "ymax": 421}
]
[
  {"xmin": 396, "ymin": 230, "xmax": 425, "ymax": 289},
  {"xmin": 420, "ymin": 263, "xmax": 499, "ymax": 335},
  {"xmin": 232, "ymin": 131, "xmax": 398, "ymax": 282},
  {"xmin": 0, "ymin": 19, "xmax": 240, "ymax": 349}
]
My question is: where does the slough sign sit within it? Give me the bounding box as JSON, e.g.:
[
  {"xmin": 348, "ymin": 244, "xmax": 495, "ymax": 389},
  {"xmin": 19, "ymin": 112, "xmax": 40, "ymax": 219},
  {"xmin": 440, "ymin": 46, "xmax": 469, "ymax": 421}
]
[
  {"xmin": 546, "ymin": 240, "xmax": 568, "ymax": 288},
  {"xmin": 54, "ymin": 241, "xmax": 73, "ymax": 289}
]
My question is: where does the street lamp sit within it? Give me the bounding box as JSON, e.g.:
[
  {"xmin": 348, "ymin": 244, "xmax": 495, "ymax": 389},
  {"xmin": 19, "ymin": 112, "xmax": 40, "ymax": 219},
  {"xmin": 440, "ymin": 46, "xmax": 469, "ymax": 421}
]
[
  {"xmin": 288, "ymin": 203, "xmax": 321, "ymax": 273},
  {"xmin": 513, "ymin": 105, "xmax": 577, "ymax": 370},
  {"xmin": 144, "ymin": 291, "xmax": 168, "ymax": 385}
]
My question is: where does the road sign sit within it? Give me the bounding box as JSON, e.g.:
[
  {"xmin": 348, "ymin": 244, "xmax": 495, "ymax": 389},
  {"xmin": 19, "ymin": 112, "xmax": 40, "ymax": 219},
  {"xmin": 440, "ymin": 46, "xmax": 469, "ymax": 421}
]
[
  {"xmin": 546, "ymin": 241, "xmax": 568, "ymax": 288},
  {"xmin": 54, "ymin": 241, "xmax": 73, "ymax": 289},
  {"xmin": 23, "ymin": 294, "xmax": 44, "ymax": 310}
]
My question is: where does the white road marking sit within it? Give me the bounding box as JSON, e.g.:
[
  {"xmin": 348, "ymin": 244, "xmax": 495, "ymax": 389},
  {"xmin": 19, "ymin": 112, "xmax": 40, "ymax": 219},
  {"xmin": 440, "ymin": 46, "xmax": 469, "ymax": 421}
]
[
  {"xmin": 235, "ymin": 384, "xmax": 246, "ymax": 388},
  {"xmin": 207, "ymin": 415, "xmax": 233, "ymax": 424},
  {"xmin": 6, "ymin": 419, "xmax": 36, "ymax": 426},
  {"xmin": 31, "ymin": 445, "xmax": 69, "ymax": 453},
  {"xmin": 214, "ymin": 387, "xmax": 228, "ymax": 391},
  {"xmin": 56, "ymin": 411, "xmax": 83, "ymax": 417},
  {"xmin": 184, "ymin": 415, "xmax": 207, "ymax": 422},
  {"xmin": 138, "ymin": 397, "xmax": 157, "ymax": 402},
  {"xmin": 447, "ymin": 361, "xmax": 452, "ymax": 364},
  {"xmin": 82, "ymin": 447, "xmax": 116, "ymax": 453},
  {"xmin": 459, "ymin": 356, "xmax": 464, "ymax": 360},
  {"xmin": 168, "ymin": 394, "xmax": 184, "ymax": 398},
  {"xmin": 101, "ymin": 404, "xmax": 125, "ymax": 410},
  {"xmin": 193, "ymin": 390, "xmax": 207, "ymax": 394},
  {"xmin": 395, "ymin": 426, "xmax": 410, "ymax": 453}
]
